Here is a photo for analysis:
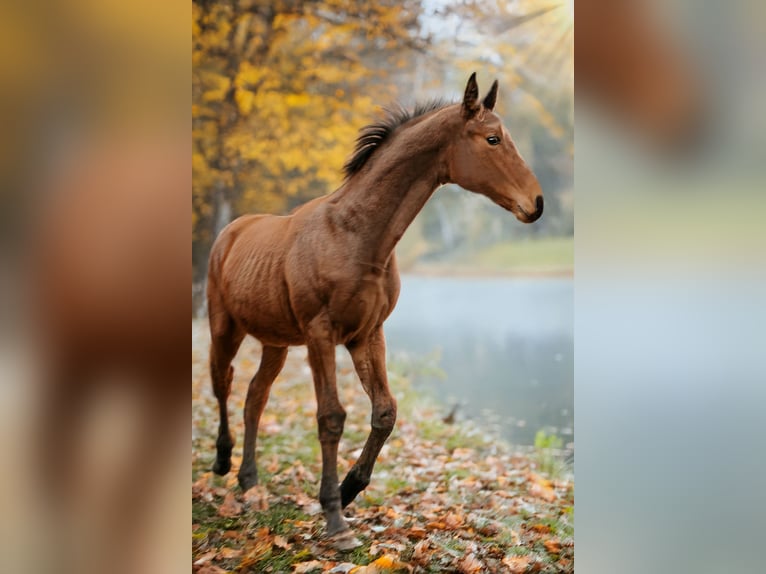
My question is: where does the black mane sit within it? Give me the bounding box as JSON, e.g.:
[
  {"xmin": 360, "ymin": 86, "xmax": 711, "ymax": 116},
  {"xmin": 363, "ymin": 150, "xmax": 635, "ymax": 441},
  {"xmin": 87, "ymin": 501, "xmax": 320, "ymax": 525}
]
[{"xmin": 343, "ymin": 99, "xmax": 451, "ymax": 178}]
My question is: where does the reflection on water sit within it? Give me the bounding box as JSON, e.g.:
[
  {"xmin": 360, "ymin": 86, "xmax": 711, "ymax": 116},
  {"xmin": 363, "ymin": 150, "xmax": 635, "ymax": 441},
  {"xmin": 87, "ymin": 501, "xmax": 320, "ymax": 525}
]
[{"xmin": 384, "ymin": 275, "xmax": 573, "ymax": 447}]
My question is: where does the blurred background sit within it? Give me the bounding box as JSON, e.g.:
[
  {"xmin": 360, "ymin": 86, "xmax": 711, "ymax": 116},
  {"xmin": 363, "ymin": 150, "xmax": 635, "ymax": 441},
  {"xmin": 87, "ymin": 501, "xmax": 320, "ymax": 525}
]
[
  {"xmin": 192, "ymin": 0, "xmax": 574, "ymax": 448},
  {"xmin": 575, "ymin": 1, "xmax": 766, "ymax": 573}
]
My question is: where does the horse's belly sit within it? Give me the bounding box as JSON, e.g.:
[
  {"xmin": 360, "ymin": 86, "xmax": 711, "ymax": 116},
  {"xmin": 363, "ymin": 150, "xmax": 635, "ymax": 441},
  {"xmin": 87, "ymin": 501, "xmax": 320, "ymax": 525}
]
[{"xmin": 220, "ymin": 245, "xmax": 304, "ymax": 345}]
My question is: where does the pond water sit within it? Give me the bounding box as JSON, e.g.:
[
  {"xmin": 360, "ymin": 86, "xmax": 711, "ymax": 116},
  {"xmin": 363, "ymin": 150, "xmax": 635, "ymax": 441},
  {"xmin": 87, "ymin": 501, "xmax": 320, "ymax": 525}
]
[{"xmin": 384, "ymin": 275, "xmax": 573, "ymax": 448}]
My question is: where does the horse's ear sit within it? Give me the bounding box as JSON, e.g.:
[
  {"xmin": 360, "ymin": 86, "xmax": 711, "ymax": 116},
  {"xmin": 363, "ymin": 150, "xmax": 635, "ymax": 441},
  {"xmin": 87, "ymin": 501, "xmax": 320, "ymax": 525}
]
[
  {"xmin": 462, "ymin": 72, "xmax": 480, "ymax": 118},
  {"xmin": 482, "ymin": 79, "xmax": 499, "ymax": 111}
]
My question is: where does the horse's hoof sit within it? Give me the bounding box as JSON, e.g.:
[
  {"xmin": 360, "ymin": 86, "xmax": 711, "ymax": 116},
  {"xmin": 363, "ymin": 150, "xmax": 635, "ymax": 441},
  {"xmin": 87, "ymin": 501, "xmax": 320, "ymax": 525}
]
[
  {"xmin": 327, "ymin": 530, "xmax": 362, "ymax": 551},
  {"xmin": 212, "ymin": 458, "xmax": 231, "ymax": 475},
  {"xmin": 237, "ymin": 471, "xmax": 258, "ymax": 492}
]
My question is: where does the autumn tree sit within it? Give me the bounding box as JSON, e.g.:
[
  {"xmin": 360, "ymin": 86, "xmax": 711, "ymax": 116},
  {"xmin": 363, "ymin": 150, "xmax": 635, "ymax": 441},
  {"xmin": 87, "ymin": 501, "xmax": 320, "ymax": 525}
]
[{"xmin": 192, "ymin": 0, "xmax": 426, "ymax": 284}]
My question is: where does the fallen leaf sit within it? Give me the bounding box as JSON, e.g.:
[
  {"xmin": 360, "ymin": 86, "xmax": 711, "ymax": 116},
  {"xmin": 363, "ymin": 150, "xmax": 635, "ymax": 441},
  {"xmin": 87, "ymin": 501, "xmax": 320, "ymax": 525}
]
[
  {"xmin": 528, "ymin": 482, "xmax": 556, "ymax": 502},
  {"xmin": 350, "ymin": 553, "xmax": 410, "ymax": 574},
  {"xmin": 457, "ymin": 552, "xmax": 483, "ymax": 573},
  {"xmin": 218, "ymin": 492, "xmax": 243, "ymax": 517},
  {"xmin": 217, "ymin": 547, "xmax": 242, "ymax": 559},
  {"xmin": 502, "ymin": 555, "xmax": 531, "ymax": 574},
  {"xmin": 193, "ymin": 550, "xmax": 216, "ymax": 566},
  {"xmin": 426, "ymin": 521, "xmax": 446, "ymax": 530},
  {"xmin": 371, "ymin": 554, "xmax": 397, "ymax": 568},
  {"xmin": 411, "ymin": 539, "xmax": 430, "ymax": 564},
  {"xmin": 444, "ymin": 511, "xmax": 464, "ymax": 529},
  {"xmin": 238, "ymin": 529, "xmax": 273, "ymax": 570},
  {"xmin": 293, "ymin": 560, "xmax": 323, "ymax": 573},
  {"xmin": 328, "ymin": 564, "xmax": 357, "ymax": 574},
  {"xmin": 196, "ymin": 565, "xmax": 228, "ymax": 574},
  {"xmin": 544, "ymin": 539, "xmax": 562, "ymax": 554},
  {"xmin": 192, "ymin": 473, "xmax": 210, "ymax": 499},
  {"xmin": 242, "ymin": 485, "xmax": 269, "ymax": 511},
  {"xmin": 273, "ymin": 535, "xmax": 290, "ymax": 549}
]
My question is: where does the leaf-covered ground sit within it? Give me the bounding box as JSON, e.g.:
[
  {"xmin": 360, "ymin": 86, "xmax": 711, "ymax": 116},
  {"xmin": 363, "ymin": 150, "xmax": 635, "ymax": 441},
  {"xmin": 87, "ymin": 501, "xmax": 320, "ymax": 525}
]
[{"xmin": 192, "ymin": 321, "xmax": 573, "ymax": 573}]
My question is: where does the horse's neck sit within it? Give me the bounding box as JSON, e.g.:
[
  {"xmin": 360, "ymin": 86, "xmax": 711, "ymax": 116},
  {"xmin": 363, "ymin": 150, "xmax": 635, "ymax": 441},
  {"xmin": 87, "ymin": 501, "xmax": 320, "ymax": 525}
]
[{"xmin": 329, "ymin": 111, "xmax": 454, "ymax": 267}]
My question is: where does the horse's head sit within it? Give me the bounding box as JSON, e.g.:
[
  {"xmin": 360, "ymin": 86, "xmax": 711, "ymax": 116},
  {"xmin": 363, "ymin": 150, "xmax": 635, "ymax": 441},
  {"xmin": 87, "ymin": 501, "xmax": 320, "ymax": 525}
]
[
  {"xmin": 576, "ymin": 0, "xmax": 701, "ymax": 149},
  {"xmin": 447, "ymin": 73, "xmax": 543, "ymax": 224}
]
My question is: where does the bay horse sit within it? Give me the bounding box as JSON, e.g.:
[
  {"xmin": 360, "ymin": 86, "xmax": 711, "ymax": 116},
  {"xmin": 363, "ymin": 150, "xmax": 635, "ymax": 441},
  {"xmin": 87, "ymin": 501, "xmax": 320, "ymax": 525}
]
[{"xmin": 206, "ymin": 73, "xmax": 543, "ymax": 547}]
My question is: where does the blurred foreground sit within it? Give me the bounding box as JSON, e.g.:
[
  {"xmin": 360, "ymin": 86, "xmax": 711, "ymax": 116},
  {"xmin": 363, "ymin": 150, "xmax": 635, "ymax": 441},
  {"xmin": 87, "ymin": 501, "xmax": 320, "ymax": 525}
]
[
  {"xmin": 575, "ymin": 1, "xmax": 766, "ymax": 573},
  {"xmin": 0, "ymin": 1, "xmax": 188, "ymax": 573}
]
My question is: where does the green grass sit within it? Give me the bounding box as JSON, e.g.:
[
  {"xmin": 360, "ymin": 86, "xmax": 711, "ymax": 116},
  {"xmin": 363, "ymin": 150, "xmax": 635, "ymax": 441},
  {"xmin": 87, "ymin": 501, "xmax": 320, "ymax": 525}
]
[
  {"xmin": 408, "ymin": 236, "xmax": 573, "ymax": 275},
  {"xmin": 469, "ymin": 236, "xmax": 573, "ymax": 272},
  {"xmin": 252, "ymin": 502, "xmax": 312, "ymax": 535}
]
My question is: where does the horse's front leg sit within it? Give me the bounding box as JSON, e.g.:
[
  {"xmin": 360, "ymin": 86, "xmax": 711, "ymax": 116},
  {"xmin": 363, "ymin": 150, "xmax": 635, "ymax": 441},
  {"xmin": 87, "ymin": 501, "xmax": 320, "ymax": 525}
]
[
  {"xmin": 305, "ymin": 316, "xmax": 359, "ymax": 549},
  {"xmin": 341, "ymin": 326, "xmax": 397, "ymax": 508}
]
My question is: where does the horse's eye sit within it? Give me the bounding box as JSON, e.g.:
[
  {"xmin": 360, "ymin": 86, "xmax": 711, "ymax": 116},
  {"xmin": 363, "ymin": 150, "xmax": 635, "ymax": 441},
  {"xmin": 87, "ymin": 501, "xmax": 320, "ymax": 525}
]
[{"xmin": 486, "ymin": 135, "xmax": 501, "ymax": 146}]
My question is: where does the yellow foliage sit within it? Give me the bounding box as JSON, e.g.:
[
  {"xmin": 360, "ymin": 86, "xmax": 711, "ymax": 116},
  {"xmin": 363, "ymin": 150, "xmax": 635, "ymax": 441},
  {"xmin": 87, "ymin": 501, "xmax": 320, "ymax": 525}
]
[
  {"xmin": 234, "ymin": 89, "xmax": 254, "ymax": 116},
  {"xmin": 201, "ymin": 75, "xmax": 230, "ymax": 103},
  {"xmin": 192, "ymin": 0, "xmax": 425, "ymax": 274}
]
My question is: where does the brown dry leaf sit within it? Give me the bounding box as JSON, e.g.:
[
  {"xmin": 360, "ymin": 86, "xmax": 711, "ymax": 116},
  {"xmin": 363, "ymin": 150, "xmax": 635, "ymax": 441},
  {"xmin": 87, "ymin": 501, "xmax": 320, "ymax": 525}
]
[
  {"xmin": 293, "ymin": 560, "xmax": 323, "ymax": 573},
  {"xmin": 411, "ymin": 539, "xmax": 430, "ymax": 564},
  {"xmin": 530, "ymin": 524, "xmax": 551, "ymax": 534},
  {"xmin": 222, "ymin": 530, "xmax": 242, "ymax": 540},
  {"xmin": 193, "ymin": 550, "xmax": 216, "ymax": 566},
  {"xmin": 526, "ymin": 473, "xmax": 546, "ymax": 484},
  {"xmin": 196, "ymin": 565, "xmax": 228, "ymax": 574},
  {"xmin": 238, "ymin": 528, "xmax": 273, "ymax": 570},
  {"xmin": 502, "ymin": 555, "xmax": 531, "ymax": 574},
  {"xmin": 192, "ymin": 473, "xmax": 210, "ymax": 499},
  {"xmin": 217, "ymin": 547, "xmax": 242, "ymax": 559},
  {"xmin": 457, "ymin": 552, "xmax": 483, "ymax": 573},
  {"xmin": 242, "ymin": 485, "xmax": 269, "ymax": 511},
  {"xmin": 265, "ymin": 455, "xmax": 280, "ymax": 473},
  {"xmin": 291, "ymin": 491, "xmax": 323, "ymax": 515},
  {"xmin": 218, "ymin": 492, "xmax": 243, "ymax": 517},
  {"xmin": 273, "ymin": 535, "xmax": 290, "ymax": 549},
  {"xmin": 544, "ymin": 539, "xmax": 562, "ymax": 554},
  {"xmin": 528, "ymin": 482, "xmax": 556, "ymax": 502},
  {"xmin": 426, "ymin": 521, "xmax": 446, "ymax": 530},
  {"xmin": 408, "ymin": 525, "xmax": 427, "ymax": 539},
  {"xmin": 444, "ymin": 511, "xmax": 464, "ymax": 529}
]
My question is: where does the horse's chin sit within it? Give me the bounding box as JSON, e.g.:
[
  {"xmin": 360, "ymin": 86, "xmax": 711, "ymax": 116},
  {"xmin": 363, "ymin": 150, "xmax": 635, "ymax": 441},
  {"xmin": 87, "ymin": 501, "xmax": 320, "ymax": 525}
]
[
  {"xmin": 499, "ymin": 199, "xmax": 538, "ymax": 224},
  {"xmin": 517, "ymin": 207, "xmax": 542, "ymax": 224},
  {"xmin": 507, "ymin": 196, "xmax": 543, "ymax": 224}
]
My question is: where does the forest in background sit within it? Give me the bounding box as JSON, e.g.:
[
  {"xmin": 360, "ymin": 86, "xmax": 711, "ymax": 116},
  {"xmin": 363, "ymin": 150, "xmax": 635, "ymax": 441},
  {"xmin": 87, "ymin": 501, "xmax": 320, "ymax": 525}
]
[{"xmin": 192, "ymin": 0, "xmax": 573, "ymax": 298}]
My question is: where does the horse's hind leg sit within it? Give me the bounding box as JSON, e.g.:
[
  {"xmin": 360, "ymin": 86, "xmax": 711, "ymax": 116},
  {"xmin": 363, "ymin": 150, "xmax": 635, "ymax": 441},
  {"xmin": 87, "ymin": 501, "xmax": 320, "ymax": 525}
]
[
  {"xmin": 208, "ymin": 302, "xmax": 245, "ymax": 476},
  {"xmin": 238, "ymin": 345, "xmax": 288, "ymax": 491}
]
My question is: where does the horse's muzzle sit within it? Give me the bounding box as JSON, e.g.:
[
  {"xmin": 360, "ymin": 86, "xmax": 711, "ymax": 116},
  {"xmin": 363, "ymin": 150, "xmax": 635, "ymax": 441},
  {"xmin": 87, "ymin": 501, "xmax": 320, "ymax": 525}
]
[{"xmin": 520, "ymin": 195, "xmax": 544, "ymax": 223}]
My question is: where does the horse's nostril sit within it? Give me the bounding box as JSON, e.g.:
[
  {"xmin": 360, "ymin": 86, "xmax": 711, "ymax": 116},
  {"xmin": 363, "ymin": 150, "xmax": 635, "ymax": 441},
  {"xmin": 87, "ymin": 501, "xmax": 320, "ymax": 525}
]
[{"xmin": 535, "ymin": 195, "xmax": 544, "ymax": 214}]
